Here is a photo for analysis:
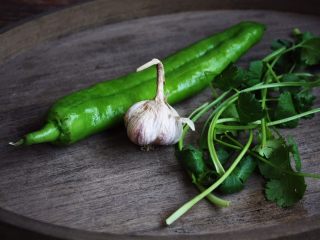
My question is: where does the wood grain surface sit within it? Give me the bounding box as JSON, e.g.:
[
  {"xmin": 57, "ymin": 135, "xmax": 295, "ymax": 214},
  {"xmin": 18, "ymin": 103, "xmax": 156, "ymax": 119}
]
[
  {"xmin": 0, "ymin": 8, "xmax": 320, "ymax": 240},
  {"xmin": 0, "ymin": 0, "xmax": 89, "ymax": 29}
]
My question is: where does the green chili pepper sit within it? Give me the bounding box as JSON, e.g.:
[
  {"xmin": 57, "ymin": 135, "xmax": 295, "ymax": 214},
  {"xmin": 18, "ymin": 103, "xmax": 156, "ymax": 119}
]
[{"xmin": 13, "ymin": 21, "xmax": 265, "ymax": 146}]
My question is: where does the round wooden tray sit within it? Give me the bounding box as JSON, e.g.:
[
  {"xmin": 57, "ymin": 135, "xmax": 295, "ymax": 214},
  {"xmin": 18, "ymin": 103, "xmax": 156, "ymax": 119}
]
[{"xmin": 1, "ymin": 1, "xmax": 320, "ymax": 239}]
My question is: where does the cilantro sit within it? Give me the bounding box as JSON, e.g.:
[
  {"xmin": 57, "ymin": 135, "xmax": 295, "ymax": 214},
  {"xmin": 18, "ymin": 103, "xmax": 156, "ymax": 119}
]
[
  {"xmin": 203, "ymin": 145, "xmax": 231, "ymax": 169},
  {"xmin": 212, "ymin": 64, "xmax": 244, "ymax": 91},
  {"xmin": 280, "ymin": 74, "xmax": 302, "ymax": 93},
  {"xmin": 265, "ymin": 174, "xmax": 306, "ymax": 207},
  {"xmin": 287, "ymin": 136, "xmax": 302, "ymax": 172},
  {"xmin": 222, "ymin": 103, "xmax": 239, "ymax": 119},
  {"xmin": 237, "ymin": 92, "xmax": 264, "ymax": 123},
  {"xmin": 216, "ymin": 146, "xmax": 230, "ymax": 165},
  {"xmin": 219, "ymin": 155, "xmax": 257, "ymax": 194},
  {"xmin": 245, "ymin": 60, "xmax": 264, "ymax": 86},
  {"xmin": 300, "ymin": 38, "xmax": 320, "ymax": 66},
  {"xmin": 258, "ymin": 139, "xmax": 307, "ymax": 207},
  {"xmin": 271, "ymin": 39, "xmax": 292, "ymax": 50},
  {"xmin": 258, "ymin": 144, "xmax": 291, "ymax": 179},
  {"xmin": 170, "ymin": 28, "xmax": 320, "ymax": 225},
  {"xmin": 271, "ymin": 39, "xmax": 296, "ymax": 74},
  {"xmin": 292, "ymin": 28, "xmax": 316, "ymax": 42},
  {"xmin": 274, "ymin": 92, "xmax": 299, "ymax": 128},
  {"xmin": 176, "ymin": 145, "xmax": 207, "ymax": 177},
  {"xmin": 293, "ymin": 90, "xmax": 316, "ymax": 115},
  {"xmin": 255, "ymin": 138, "xmax": 284, "ymax": 158},
  {"xmin": 279, "ymin": 74, "xmax": 316, "ymax": 115},
  {"xmin": 219, "ymin": 173, "xmax": 243, "ymax": 193}
]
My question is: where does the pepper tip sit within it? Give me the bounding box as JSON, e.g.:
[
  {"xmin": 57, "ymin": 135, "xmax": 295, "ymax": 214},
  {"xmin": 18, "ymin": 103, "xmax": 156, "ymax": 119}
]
[{"xmin": 9, "ymin": 139, "xmax": 24, "ymax": 147}]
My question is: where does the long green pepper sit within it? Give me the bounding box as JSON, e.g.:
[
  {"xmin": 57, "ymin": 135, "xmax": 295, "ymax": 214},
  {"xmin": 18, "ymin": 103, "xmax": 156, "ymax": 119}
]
[{"xmin": 15, "ymin": 21, "xmax": 265, "ymax": 145}]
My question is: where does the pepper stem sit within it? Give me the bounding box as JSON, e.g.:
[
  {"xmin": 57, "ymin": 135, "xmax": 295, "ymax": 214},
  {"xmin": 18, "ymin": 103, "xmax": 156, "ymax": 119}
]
[{"xmin": 136, "ymin": 58, "xmax": 165, "ymax": 102}]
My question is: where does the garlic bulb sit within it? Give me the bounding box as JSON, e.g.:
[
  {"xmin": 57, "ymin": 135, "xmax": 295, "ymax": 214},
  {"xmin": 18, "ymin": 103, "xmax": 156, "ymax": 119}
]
[{"xmin": 124, "ymin": 58, "xmax": 195, "ymax": 146}]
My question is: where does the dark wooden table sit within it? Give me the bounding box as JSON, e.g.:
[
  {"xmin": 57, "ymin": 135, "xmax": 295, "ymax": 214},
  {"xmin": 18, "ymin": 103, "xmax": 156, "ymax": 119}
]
[
  {"xmin": 0, "ymin": 3, "xmax": 86, "ymax": 238},
  {"xmin": 1, "ymin": 1, "xmax": 320, "ymax": 240},
  {"xmin": 0, "ymin": 0, "xmax": 88, "ymax": 30}
]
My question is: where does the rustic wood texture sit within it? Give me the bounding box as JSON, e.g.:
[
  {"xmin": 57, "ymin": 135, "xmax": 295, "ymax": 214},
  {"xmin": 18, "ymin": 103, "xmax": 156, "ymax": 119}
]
[
  {"xmin": 0, "ymin": 8, "xmax": 320, "ymax": 240},
  {"xmin": 0, "ymin": 0, "xmax": 319, "ymax": 31},
  {"xmin": 0, "ymin": 0, "xmax": 89, "ymax": 29},
  {"xmin": 1, "ymin": 0, "xmax": 320, "ymax": 65}
]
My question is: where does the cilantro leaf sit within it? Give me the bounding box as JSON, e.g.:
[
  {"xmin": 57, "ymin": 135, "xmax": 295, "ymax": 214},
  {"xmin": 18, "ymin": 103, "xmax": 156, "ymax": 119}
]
[
  {"xmin": 176, "ymin": 145, "xmax": 207, "ymax": 177},
  {"xmin": 203, "ymin": 145, "xmax": 231, "ymax": 169},
  {"xmin": 234, "ymin": 155, "xmax": 257, "ymax": 182},
  {"xmin": 292, "ymin": 90, "xmax": 316, "ymax": 116},
  {"xmin": 271, "ymin": 39, "xmax": 293, "ymax": 50},
  {"xmin": 212, "ymin": 64, "xmax": 244, "ymax": 91},
  {"xmin": 219, "ymin": 173, "xmax": 243, "ymax": 194},
  {"xmin": 216, "ymin": 146, "xmax": 230, "ymax": 166},
  {"xmin": 257, "ymin": 138, "xmax": 307, "ymax": 207},
  {"xmin": 292, "ymin": 28, "xmax": 316, "ymax": 42},
  {"xmin": 258, "ymin": 144, "xmax": 291, "ymax": 179},
  {"xmin": 255, "ymin": 138, "xmax": 284, "ymax": 158},
  {"xmin": 219, "ymin": 155, "xmax": 256, "ymax": 194},
  {"xmin": 300, "ymin": 38, "xmax": 320, "ymax": 66},
  {"xmin": 274, "ymin": 92, "xmax": 299, "ymax": 128},
  {"xmin": 176, "ymin": 145, "xmax": 233, "ymax": 188},
  {"xmin": 278, "ymin": 74, "xmax": 316, "ymax": 117},
  {"xmin": 237, "ymin": 92, "xmax": 264, "ymax": 123},
  {"xmin": 245, "ymin": 60, "xmax": 264, "ymax": 87},
  {"xmin": 197, "ymin": 171, "xmax": 217, "ymax": 187},
  {"xmin": 280, "ymin": 74, "xmax": 302, "ymax": 93},
  {"xmin": 222, "ymin": 103, "xmax": 239, "ymax": 119},
  {"xmin": 271, "ymin": 39, "xmax": 296, "ymax": 74},
  {"xmin": 265, "ymin": 174, "xmax": 306, "ymax": 207},
  {"xmin": 287, "ymin": 136, "xmax": 301, "ymax": 172}
]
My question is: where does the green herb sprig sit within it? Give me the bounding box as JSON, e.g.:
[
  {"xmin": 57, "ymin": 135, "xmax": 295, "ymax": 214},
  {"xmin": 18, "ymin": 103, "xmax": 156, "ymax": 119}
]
[{"xmin": 166, "ymin": 29, "xmax": 320, "ymax": 225}]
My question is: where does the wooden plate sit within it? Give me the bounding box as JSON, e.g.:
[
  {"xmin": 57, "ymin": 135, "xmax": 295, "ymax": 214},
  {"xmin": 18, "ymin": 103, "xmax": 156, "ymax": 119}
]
[{"xmin": 0, "ymin": 1, "xmax": 320, "ymax": 239}]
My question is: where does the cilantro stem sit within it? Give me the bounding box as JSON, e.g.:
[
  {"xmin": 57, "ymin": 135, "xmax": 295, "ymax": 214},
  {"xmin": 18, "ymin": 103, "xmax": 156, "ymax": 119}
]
[
  {"xmin": 278, "ymin": 73, "xmax": 314, "ymax": 78},
  {"xmin": 194, "ymin": 183, "xmax": 230, "ymax": 207},
  {"xmin": 189, "ymin": 102, "xmax": 209, "ymax": 119},
  {"xmin": 179, "ymin": 90, "xmax": 230, "ymax": 151},
  {"xmin": 267, "ymin": 108, "xmax": 320, "ymax": 126},
  {"xmin": 261, "ymin": 118, "xmax": 267, "ymax": 146},
  {"xmin": 261, "ymin": 54, "xmax": 281, "ymax": 148},
  {"xmin": 215, "ymin": 124, "xmax": 255, "ymax": 130},
  {"xmin": 184, "ymin": 170, "xmax": 230, "ymax": 207},
  {"xmin": 216, "ymin": 117, "xmax": 239, "ymax": 124},
  {"xmin": 179, "ymin": 102, "xmax": 209, "ymax": 150},
  {"xmin": 294, "ymin": 73, "xmax": 314, "ymax": 77},
  {"xmin": 207, "ymin": 96, "xmax": 238, "ymax": 175},
  {"xmin": 266, "ymin": 63, "xmax": 280, "ymax": 82},
  {"xmin": 204, "ymin": 80, "xmax": 318, "ymax": 173},
  {"xmin": 166, "ymin": 131, "xmax": 253, "ymax": 225},
  {"xmin": 242, "ymin": 80, "xmax": 320, "ymax": 93},
  {"xmin": 214, "ymin": 137, "xmax": 240, "ymax": 150},
  {"xmin": 215, "ymin": 108, "xmax": 320, "ymax": 130},
  {"xmin": 223, "ymin": 135, "xmax": 320, "ymax": 179},
  {"xmin": 260, "ymin": 75, "xmax": 272, "ymax": 148},
  {"xmin": 262, "ymin": 47, "xmax": 286, "ymax": 62},
  {"xmin": 289, "ymin": 63, "xmax": 296, "ymax": 73},
  {"xmin": 178, "ymin": 102, "xmax": 231, "ymax": 207},
  {"xmin": 263, "ymin": 42, "xmax": 304, "ymax": 63},
  {"xmin": 200, "ymin": 90, "xmax": 231, "ymax": 140}
]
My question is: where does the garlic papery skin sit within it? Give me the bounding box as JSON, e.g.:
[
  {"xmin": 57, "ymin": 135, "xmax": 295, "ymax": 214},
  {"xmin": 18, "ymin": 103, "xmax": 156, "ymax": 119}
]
[{"xmin": 124, "ymin": 58, "xmax": 195, "ymax": 146}]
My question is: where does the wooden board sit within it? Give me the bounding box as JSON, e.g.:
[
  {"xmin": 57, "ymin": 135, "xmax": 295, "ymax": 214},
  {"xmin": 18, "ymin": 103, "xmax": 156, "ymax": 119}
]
[{"xmin": 0, "ymin": 3, "xmax": 320, "ymax": 240}]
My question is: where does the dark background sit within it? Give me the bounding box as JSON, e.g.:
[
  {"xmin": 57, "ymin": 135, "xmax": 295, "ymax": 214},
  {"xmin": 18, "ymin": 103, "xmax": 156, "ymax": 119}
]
[{"xmin": 0, "ymin": 0, "xmax": 88, "ymax": 29}]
